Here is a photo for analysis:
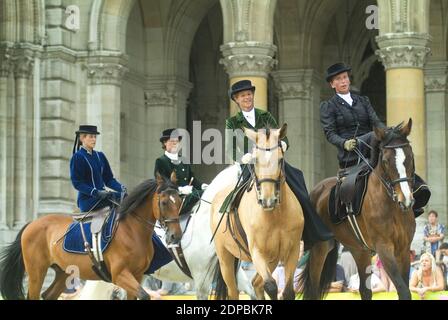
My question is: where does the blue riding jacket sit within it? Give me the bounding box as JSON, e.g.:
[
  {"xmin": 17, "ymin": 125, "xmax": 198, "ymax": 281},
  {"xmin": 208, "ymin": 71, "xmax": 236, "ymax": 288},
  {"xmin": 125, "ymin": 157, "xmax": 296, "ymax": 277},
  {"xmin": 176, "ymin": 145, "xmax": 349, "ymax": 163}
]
[{"xmin": 70, "ymin": 147, "xmax": 124, "ymax": 212}]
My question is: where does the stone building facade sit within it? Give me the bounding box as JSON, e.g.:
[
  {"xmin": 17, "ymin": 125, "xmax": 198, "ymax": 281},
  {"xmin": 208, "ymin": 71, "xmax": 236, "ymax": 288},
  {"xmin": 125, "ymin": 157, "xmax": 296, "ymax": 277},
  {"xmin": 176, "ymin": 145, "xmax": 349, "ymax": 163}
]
[{"xmin": 1, "ymin": 0, "xmax": 447, "ymax": 251}]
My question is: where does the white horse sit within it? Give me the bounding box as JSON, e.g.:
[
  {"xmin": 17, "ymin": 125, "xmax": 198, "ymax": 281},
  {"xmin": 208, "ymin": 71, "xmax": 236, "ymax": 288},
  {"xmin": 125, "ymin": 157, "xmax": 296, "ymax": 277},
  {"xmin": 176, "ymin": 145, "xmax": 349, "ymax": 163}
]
[{"xmin": 77, "ymin": 164, "xmax": 255, "ymax": 300}]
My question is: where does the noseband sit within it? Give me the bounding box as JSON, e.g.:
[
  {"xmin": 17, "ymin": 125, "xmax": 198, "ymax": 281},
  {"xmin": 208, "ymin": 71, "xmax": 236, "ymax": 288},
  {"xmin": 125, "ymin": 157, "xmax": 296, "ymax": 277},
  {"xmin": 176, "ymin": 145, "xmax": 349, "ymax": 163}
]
[
  {"xmin": 157, "ymin": 186, "xmax": 181, "ymax": 229},
  {"xmin": 379, "ymin": 142, "xmax": 415, "ymax": 202}
]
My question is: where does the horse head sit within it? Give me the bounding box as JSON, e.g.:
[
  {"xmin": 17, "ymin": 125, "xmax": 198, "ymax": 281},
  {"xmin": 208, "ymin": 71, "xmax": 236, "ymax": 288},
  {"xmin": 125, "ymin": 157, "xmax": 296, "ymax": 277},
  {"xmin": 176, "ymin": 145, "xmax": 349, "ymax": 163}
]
[
  {"xmin": 155, "ymin": 171, "xmax": 183, "ymax": 245},
  {"xmin": 373, "ymin": 118, "xmax": 415, "ymax": 211},
  {"xmin": 243, "ymin": 123, "xmax": 287, "ymax": 211}
]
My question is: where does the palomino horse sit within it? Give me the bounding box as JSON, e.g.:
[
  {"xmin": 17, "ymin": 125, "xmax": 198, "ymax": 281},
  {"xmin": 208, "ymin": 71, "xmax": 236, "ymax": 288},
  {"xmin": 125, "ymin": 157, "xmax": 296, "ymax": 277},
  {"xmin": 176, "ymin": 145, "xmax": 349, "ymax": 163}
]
[
  {"xmin": 0, "ymin": 173, "xmax": 182, "ymax": 300},
  {"xmin": 299, "ymin": 119, "xmax": 418, "ymax": 300},
  {"xmin": 211, "ymin": 124, "xmax": 304, "ymax": 300},
  {"xmin": 75, "ymin": 165, "xmax": 255, "ymax": 300}
]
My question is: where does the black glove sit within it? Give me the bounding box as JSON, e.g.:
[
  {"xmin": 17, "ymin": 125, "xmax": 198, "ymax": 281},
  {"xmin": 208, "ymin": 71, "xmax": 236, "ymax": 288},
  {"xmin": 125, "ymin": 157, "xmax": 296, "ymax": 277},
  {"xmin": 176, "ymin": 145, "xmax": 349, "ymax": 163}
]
[{"xmin": 96, "ymin": 190, "xmax": 110, "ymax": 201}]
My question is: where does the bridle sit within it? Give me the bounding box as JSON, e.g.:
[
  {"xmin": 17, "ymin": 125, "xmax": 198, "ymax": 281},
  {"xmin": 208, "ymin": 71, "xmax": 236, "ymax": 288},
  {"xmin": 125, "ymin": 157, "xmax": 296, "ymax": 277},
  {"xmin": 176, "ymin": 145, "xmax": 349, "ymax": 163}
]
[
  {"xmin": 354, "ymin": 139, "xmax": 415, "ymax": 204},
  {"xmin": 130, "ymin": 185, "xmax": 180, "ymax": 231},
  {"xmin": 378, "ymin": 142, "xmax": 415, "ymax": 202},
  {"xmin": 249, "ymin": 141, "xmax": 286, "ymax": 206}
]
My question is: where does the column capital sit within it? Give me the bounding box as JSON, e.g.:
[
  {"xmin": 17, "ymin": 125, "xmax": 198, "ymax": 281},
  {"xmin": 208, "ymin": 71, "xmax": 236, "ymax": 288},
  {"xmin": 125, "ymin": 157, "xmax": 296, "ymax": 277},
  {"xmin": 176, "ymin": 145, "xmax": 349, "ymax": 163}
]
[
  {"xmin": 220, "ymin": 42, "xmax": 277, "ymax": 78},
  {"xmin": 86, "ymin": 63, "xmax": 128, "ymax": 85},
  {"xmin": 424, "ymin": 61, "xmax": 448, "ymax": 93},
  {"xmin": 85, "ymin": 53, "xmax": 129, "ymax": 85},
  {"xmin": 144, "ymin": 77, "xmax": 193, "ymax": 108},
  {"xmin": 271, "ymin": 69, "xmax": 321, "ymax": 101},
  {"xmin": 375, "ymin": 33, "xmax": 431, "ymax": 70}
]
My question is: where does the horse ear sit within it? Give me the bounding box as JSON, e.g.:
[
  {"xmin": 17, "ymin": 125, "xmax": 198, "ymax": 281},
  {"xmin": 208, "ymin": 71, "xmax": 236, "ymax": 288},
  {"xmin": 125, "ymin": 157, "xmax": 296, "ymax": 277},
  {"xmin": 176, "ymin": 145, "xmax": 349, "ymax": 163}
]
[
  {"xmin": 401, "ymin": 118, "xmax": 412, "ymax": 137},
  {"xmin": 374, "ymin": 126, "xmax": 385, "ymax": 141},
  {"xmin": 170, "ymin": 170, "xmax": 177, "ymax": 185},
  {"xmin": 243, "ymin": 127, "xmax": 257, "ymax": 142},
  {"xmin": 279, "ymin": 123, "xmax": 287, "ymax": 140},
  {"xmin": 156, "ymin": 172, "xmax": 164, "ymax": 186}
]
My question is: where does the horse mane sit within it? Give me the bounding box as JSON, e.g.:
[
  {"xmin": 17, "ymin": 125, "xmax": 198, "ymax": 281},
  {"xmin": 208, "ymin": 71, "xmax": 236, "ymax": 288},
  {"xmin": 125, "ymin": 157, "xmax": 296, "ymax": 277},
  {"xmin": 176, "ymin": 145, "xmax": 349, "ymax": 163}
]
[
  {"xmin": 118, "ymin": 179, "xmax": 158, "ymax": 220},
  {"xmin": 369, "ymin": 122, "xmax": 409, "ymax": 168}
]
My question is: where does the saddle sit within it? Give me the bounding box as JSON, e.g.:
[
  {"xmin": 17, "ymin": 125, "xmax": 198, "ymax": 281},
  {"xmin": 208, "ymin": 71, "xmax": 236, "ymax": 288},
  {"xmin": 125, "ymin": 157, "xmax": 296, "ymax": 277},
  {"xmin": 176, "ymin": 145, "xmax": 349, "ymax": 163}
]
[
  {"xmin": 329, "ymin": 163, "xmax": 371, "ymax": 224},
  {"xmin": 64, "ymin": 206, "xmax": 119, "ymax": 281}
]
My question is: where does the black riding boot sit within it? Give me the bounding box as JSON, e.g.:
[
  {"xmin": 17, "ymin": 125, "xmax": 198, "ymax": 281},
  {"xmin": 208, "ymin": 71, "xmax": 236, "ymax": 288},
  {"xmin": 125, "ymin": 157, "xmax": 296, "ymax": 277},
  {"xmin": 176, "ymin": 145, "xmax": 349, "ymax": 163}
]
[{"xmin": 412, "ymin": 174, "xmax": 431, "ymax": 218}]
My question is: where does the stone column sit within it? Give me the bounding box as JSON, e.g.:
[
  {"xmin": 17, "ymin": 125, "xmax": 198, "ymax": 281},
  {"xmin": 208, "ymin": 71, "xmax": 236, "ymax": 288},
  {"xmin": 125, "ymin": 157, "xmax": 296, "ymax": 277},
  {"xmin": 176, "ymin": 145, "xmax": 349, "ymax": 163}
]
[
  {"xmin": 424, "ymin": 61, "xmax": 448, "ymax": 226},
  {"xmin": 86, "ymin": 59, "xmax": 128, "ymax": 176},
  {"xmin": 272, "ymin": 69, "xmax": 323, "ymax": 187},
  {"xmin": 220, "ymin": 42, "xmax": 277, "ymax": 115},
  {"xmin": 0, "ymin": 44, "xmax": 13, "ymax": 230},
  {"xmin": 12, "ymin": 48, "xmax": 35, "ymax": 229},
  {"xmin": 376, "ymin": 33, "xmax": 431, "ymax": 179}
]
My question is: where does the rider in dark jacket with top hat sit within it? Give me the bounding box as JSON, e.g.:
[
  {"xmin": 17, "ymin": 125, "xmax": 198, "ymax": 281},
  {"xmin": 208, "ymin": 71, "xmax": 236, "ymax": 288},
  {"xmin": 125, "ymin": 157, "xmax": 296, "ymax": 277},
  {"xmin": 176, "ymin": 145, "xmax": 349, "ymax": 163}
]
[
  {"xmin": 320, "ymin": 63, "xmax": 430, "ymax": 216},
  {"xmin": 224, "ymin": 80, "xmax": 333, "ymax": 249},
  {"xmin": 154, "ymin": 128, "xmax": 208, "ymax": 215},
  {"xmin": 70, "ymin": 125, "xmax": 125, "ymax": 212}
]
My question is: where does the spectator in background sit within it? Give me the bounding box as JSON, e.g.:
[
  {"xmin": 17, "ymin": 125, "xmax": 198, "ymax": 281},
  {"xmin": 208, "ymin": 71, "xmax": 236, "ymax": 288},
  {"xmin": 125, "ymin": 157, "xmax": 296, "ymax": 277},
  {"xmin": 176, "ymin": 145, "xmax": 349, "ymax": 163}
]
[
  {"xmin": 409, "ymin": 252, "xmax": 445, "ymax": 299},
  {"xmin": 339, "ymin": 246, "xmax": 358, "ymax": 284},
  {"xmin": 328, "ymin": 264, "xmax": 346, "ymax": 293},
  {"xmin": 423, "ymin": 210, "xmax": 445, "ymax": 256},
  {"xmin": 435, "ymin": 242, "xmax": 448, "ymax": 290},
  {"xmin": 272, "ymin": 262, "xmax": 303, "ymax": 299}
]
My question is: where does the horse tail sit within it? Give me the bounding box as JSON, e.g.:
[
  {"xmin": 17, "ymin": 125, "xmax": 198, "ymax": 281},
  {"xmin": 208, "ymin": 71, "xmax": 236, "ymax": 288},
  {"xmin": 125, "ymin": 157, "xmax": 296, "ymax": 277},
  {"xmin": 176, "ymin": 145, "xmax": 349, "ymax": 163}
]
[
  {"xmin": 0, "ymin": 223, "xmax": 29, "ymax": 300},
  {"xmin": 298, "ymin": 240, "xmax": 339, "ymax": 300},
  {"xmin": 211, "ymin": 256, "xmax": 239, "ymax": 300}
]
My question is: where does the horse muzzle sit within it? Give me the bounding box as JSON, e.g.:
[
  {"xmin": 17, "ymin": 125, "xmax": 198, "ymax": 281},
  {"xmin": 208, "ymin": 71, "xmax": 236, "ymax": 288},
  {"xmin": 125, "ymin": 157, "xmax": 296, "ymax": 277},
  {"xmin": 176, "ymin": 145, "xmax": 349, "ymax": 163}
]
[
  {"xmin": 398, "ymin": 198, "xmax": 415, "ymax": 212},
  {"xmin": 165, "ymin": 232, "xmax": 182, "ymax": 246},
  {"xmin": 260, "ymin": 198, "xmax": 278, "ymax": 211}
]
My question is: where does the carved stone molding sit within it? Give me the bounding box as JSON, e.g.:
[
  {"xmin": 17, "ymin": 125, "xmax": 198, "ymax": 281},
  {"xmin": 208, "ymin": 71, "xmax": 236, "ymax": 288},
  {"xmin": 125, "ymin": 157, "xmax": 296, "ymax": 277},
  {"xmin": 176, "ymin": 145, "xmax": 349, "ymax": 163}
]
[
  {"xmin": 86, "ymin": 63, "xmax": 128, "ymax": 86},
  {"xmin": 0, "ymin": 43, "xmax": 14, "ymax": 78},
  {"xmin": 424, "ymin": 62, "xmax": 448, "ymax": 93},
  {"xmin": 271, "ymin": 69, "xmax": 320, "ymax": 101},
  {"xmin": 144, "ymin": 77, "xmax": 193, "ymax": 108},
  {"xmin": 220, "ymin": 42, "xmax": 277, "ymax": 78},
  {"xmin": 13, "ymin": 48, "xmax": 36, "ymax": 79}
]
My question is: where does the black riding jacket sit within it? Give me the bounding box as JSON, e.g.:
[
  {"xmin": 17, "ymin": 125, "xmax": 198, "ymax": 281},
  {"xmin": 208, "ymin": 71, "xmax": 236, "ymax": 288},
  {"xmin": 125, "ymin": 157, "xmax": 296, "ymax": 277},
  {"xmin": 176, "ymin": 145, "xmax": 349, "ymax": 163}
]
[{"xmin": 320, "ymin": 93, "xmax": 386, "ymax": 167}]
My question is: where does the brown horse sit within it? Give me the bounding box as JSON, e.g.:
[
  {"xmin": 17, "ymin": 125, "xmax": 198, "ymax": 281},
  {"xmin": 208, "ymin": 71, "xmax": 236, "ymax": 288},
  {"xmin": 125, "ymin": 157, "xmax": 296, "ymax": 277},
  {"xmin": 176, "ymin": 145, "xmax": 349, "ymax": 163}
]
[
  {"xmin": 0, "ymin": 173, "xmax": 182, "ymax": 300},
  {"xmin": 211, "ymin": 124, "xmax": 304, "ymax": 300},
  {"xmin": 299, "ymin": 119, "xmax": 417, "ymax": 300}
]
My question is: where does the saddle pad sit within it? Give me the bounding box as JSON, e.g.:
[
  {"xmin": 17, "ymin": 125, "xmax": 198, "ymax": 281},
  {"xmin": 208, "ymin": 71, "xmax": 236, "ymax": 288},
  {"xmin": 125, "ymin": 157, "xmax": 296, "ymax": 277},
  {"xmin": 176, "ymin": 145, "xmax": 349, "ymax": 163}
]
[
  {"xmin": 63, "ymin": 208, "xmax": 116, "ymax": 254},
  {"xmin": 329, "ymin": 172, "xmax": 369, "ymax": 225}
]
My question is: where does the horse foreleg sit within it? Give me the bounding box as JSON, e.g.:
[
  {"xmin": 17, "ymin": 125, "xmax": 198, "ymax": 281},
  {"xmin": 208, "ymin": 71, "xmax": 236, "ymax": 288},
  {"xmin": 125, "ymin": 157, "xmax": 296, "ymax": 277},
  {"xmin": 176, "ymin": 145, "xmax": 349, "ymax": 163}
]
[
  {"xmin": 281, "ymin": 246, "xmax": 300, "ymax": 300},
  {"xmin": 377, "ymin": 247, "xmax": 411, "ymax": 300},
  {"xmin": 251, "ymin": 273, "xmax": 265, "ymax": 300},
  {"xmin": 251, "ymin": 249, "xmax": 278, "ymax": 300},
  {"xmin": 216, "ymin": 248, "xmax": 240, "ymax": 300},
  {"xmin": 351, "ymin": 250, "xmax": 373, "ymax": 300},
  {"xmin": 113, "ymin": 270, "xmax": 149, "ymax": 300},
  {"xmin": 41, "ymin": 267, "xmax": 69, "ymax": 300}
]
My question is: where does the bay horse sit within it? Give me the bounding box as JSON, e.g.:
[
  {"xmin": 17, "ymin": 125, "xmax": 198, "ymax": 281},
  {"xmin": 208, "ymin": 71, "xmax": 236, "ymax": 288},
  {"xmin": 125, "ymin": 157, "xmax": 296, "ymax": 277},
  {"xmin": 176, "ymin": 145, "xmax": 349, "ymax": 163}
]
[
  {"xmin": 299, "ymin": 119, "xmax": 417, "ymax": 300},
  {"xmin": 0, "ymin": 173, "xmax": 182, "ymax": 300},
  {"xmin": 211, "ymin": 124, "xmax": 304, "ymax": 300}
]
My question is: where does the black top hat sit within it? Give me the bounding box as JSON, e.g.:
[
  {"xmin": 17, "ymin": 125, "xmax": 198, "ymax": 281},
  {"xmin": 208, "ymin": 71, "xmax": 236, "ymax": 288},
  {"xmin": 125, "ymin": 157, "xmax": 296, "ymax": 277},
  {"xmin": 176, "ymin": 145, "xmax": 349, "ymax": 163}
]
[
  {"xmin": 228, "ymin": 80, "xmax": 256, "ymax": 101},
  {"xmin": 325, "ymin": 62, "xmax": 352, "ymax": 82},
  {"xmin": 160, "ymin": 128, "xmax": 182, "ymax": 143},
  {"xmin": 76, "ymin": 125, "xmax": 100, "ymax": 135}
]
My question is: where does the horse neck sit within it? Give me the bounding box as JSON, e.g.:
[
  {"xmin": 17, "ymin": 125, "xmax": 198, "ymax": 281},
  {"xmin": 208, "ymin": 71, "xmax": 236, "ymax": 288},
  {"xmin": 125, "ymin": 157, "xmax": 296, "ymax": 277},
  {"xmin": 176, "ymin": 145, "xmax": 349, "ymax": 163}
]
[{"xmin": 126, "ymin": 193, "xmax": 157, "ymax": 233}]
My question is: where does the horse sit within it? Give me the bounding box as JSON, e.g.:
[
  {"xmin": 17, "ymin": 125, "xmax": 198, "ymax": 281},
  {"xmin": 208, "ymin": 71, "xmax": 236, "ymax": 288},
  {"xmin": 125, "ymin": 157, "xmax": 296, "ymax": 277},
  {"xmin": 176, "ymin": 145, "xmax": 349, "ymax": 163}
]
[
  {"xmin": 74, "ymin": 165, "xmax": 256, "ymax": 300},
  {"xmin": 0, "ymin": 173, "xmax": 183, "ymax": 300},
  {"xmin": 211, "ymin": 124, "xmax": 304, "ymax": 300},
  {"xmin": 299, "ymin": 119, "xmax": 418, "ymax": 300}
]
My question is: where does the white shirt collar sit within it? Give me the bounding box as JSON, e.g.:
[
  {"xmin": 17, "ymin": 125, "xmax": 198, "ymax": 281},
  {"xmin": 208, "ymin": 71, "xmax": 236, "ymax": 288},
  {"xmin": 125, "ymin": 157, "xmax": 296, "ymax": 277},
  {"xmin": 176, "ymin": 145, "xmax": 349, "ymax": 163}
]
[
  {"xmin": 242, "ymin": 108, "xmax": 255, "ymax": 126},
  {"xmin": 165, "ymin": 151, "xmax": 179, "ymax": 161},
  {"xmin": 337, "ymin": 92, "xmax": 353, "ymax": 106},
  {"xmin": 81, "ymin": 146, "xmax": 93, "ymax": 155}
]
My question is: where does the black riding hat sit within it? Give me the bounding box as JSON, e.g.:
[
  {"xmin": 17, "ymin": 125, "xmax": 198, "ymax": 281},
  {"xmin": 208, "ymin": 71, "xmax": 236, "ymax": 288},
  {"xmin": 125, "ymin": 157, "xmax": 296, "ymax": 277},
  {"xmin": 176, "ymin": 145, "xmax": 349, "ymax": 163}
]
[
  {"xmin": 72, "ymin": 125, "xmax": 100, "ymax": 154},
  {"xmin": 160, "ymin": 128, "xmax": 182, "ymax": 143},
  {"xmin": 325, "ymin": 62, "xmax": 352, "ymax": 82},
  {"xmin": 76, "ymin": 125, "xmax": 100, "ymax": 135},
  {"xmin": 228, "ymin": 80, "xmax": 256, "ymax": 101}
]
